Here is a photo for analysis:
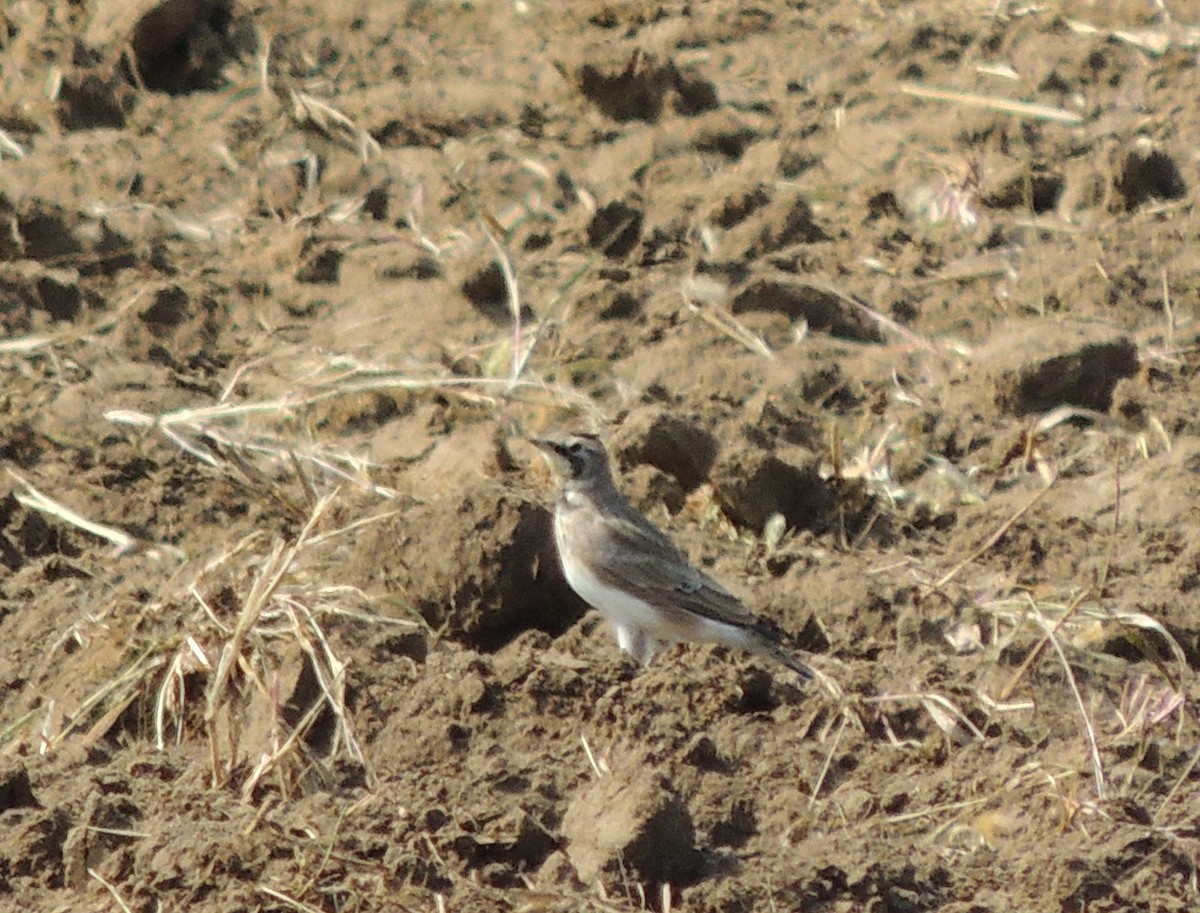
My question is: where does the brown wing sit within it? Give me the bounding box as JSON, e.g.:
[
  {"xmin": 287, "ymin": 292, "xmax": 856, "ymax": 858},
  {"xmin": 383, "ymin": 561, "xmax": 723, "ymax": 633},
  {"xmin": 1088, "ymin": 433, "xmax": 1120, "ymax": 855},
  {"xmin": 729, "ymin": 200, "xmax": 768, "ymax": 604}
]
[
  {"xmin": 589, "ymin": 508, "xmax": 774, "ymax": 634},
  {"xmin": 586, "ymin": 499, "xmax": 813, "ymax": 678}
]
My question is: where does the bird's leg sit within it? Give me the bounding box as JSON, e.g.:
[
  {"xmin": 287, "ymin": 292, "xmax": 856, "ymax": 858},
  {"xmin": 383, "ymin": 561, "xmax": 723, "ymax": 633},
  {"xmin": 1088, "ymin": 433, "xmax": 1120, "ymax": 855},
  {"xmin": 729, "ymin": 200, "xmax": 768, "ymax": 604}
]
[{"xmin": 615, "ymin": 623, "xmax": 660, "ymax": 667}]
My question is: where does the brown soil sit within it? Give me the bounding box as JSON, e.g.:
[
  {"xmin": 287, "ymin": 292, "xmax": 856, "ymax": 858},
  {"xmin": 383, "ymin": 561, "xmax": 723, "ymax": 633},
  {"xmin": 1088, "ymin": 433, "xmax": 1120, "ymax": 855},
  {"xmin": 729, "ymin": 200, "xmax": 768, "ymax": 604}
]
[{"xmin": 3, "ymin": 1, "xmax": 1200, "ymax": 910}]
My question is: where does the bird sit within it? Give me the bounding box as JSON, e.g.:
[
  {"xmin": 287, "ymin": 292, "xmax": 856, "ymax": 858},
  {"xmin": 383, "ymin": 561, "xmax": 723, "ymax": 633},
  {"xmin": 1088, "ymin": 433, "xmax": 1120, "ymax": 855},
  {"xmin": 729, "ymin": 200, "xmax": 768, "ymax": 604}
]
[{"xmin": 532, "ymin": 432, "xmax": 813, "ymax": 679}]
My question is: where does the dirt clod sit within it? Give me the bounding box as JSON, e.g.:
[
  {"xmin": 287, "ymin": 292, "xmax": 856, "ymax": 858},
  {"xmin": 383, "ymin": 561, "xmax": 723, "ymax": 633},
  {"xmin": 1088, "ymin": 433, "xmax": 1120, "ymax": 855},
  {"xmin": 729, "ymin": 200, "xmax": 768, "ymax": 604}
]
[
  {"xmin": 619, "ymin": 411, "xmax": 719, "ymax": 492},
  {"xmin": 563, "ymin": 764, "xmax": 702, "ymax": 888},
  {"xmin": 387, "ymin": 488, "xmax": 587, "ymax": 652},
  {"xmin": 732, "ymin": 280, "xmax": 884, "ymax": 343},
  {"xmin": 0, "ymin": 763, "xmax": 39, "ymax": 812},
  {"xmin": 587, "ymin": 200, "xmax": 644, "ymax": 259},
  {"xmin": 711, "ymin": 444, "xmax": 837, "ymax": 534},
  {"xmin": 996, "ymin": 337, "xmax": 1140, "ymax": 415},
  {"xmin": 1117, "ymin": 144, "xmax": 1187, "ymax": 211}
]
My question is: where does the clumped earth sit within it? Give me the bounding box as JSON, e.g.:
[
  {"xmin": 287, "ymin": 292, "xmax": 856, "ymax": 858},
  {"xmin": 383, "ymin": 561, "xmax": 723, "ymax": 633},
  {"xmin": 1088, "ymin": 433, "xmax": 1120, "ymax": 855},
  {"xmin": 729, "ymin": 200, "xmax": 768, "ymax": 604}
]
[{"xmin": 3, "ymin": 0, "xmax": 1200, "ymax": 910}]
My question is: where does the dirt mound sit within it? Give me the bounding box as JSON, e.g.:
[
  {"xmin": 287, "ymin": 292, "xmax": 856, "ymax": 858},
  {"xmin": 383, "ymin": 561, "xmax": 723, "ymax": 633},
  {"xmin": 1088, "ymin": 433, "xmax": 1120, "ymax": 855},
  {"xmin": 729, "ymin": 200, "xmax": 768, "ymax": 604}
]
[{"xmin": 3, "ymin": 1, "xmax": 1200, "ymax": 910}]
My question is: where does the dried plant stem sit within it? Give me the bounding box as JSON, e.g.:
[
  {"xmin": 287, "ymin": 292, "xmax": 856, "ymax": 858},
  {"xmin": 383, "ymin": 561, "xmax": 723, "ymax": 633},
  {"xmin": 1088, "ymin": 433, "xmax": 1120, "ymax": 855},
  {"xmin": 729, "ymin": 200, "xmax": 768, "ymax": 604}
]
[
  {"xmin": 996, "ymin": 591, "xmax": 1088, "ymax": 704},
  {"xmin": 1029, "ymin": 602, "xmax": 1106, "ymax": 799},
  {"xmin": 481, "ymin": 225, "xmax": 527, "ymax": 387},
  {"xmin": 934, "ymin": 477, "xmax": 1056, "ymax": 590},
  {"xmin": 899, "ymin": 82, "xmax": 1084, "ymax": 124},
  {"xmin": 865, "ymin": 692, "xmax": 985, "ymax": 741},
  {"xmin": 883, "ymin": 796, "xmax": 990, "ymax": 826},
  {"xmin": 1155, "ymin": 743, "xmax": 1200, "ymax": 824},
  {"xmin": 205, "ymin": 491, "xmax": 338, "ymax": 785},
  {"xmin": 683, "ymin": 291, "xmax": 775, "ymax": 359},
  {"xmin": 8, "ymin": 469, "xmax": 136, "ymax": 556},
  {"xmin": 803, "ymin": 278, "xmax": 937, "ymax": 352},
  {"xmin": 808, "ymin": 712, "xmax": 850, "ymax": 808},
  {"xmin": 258, "ymin": 885, "xmax": 325, "ymax": 913},
  {"xmin": 90, "ymin": 868, "xmax": 135, "ymax": 913},
  {"xmin": 50, "ymin": 649, "xmax": 166, "ymax": 750}
]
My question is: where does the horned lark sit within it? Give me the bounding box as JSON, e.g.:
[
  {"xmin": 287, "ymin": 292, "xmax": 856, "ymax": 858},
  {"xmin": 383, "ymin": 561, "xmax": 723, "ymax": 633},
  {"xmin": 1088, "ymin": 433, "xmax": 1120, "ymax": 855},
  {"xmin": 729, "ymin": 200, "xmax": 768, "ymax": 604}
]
[{"xmin": 533, "ymin": 432, "xmax": 813, "ymax": 679}]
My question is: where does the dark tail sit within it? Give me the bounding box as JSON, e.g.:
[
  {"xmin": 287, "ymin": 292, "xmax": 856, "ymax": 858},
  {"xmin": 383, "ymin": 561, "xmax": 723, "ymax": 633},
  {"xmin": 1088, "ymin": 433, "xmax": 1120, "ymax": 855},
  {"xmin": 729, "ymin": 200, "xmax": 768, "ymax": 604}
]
[{"xmin": 754, "ymin": 637, "xmax": 814, "ymax": 680}]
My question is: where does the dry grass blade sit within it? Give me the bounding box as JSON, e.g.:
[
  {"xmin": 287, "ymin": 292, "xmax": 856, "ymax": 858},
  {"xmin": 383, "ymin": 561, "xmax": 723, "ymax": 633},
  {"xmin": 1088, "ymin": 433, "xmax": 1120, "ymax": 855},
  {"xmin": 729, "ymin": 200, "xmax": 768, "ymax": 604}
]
[
  {"xmin": 1025, "ymin": 600, "xmax": 1106, "ymax": 799},
  {"xmin": 681, "ymin": 274, "xmax": 776, "ymax": 359},
  {"xmin": 1102, "ymin": 607, "xmax": 1189, "ymax": 684},
  {"xmin": 480, "ymin": 224, "xmax": 529, "ymax": 387},
  {"xmin": 1155, "ymin": 743, "xmax": 1200, "ymax": 824},
  {"xmin": 580, "ymin": 731, "xmax": 606, "ymax": 778},
  {"xmin": 284, "ymin": 596, "xmax": 370, "ymax": 769},
  {"xmin": 865, "ymin": 691, "xmax": 985, "ymax": 742},
  {"xmin": 0, "ymin": 126, "xmax": 25, "ymax": 160},
  {"xmin": 204, "ymin": 539, "xmax": 285, "ymax": 722},
  {"xmin": 307, "ymin": 509, "xmax": 404, "ymax": 548},
  {"xmin": 49, "ymin": 648, "xmax": 168, "ymax": 751},
  {"xmin": 258, "ymin": 885, "xmax": 326, "ymax": 913},
  {"xmin": 995, "ymin": 591, "xmax": 1086, "ymax": 703},
  {"xmin": 306, "ymin": 365, "xmax": 604, "ymax": 417},
  {"xmin": 165, "ymin": 492, "xmax": 394, "ymax": 793},
  {"xmin": 920, "ymin": 247, "xmax": 1021, "ymax": 286},
  {"xmin": 0, "ymin": 709, "xmax": 39, "ymax": 750},
  {"xmin": 809, "ymin": 665, "xmax": 844, "ymax": 701},
  {"xmin": 90, "ymin": 868, "xmax": 135, "ymax": 913},
  {"xmin": 898, "ymin": 82, "xmax": 1085, "ymax": 124},
  {"xmin": 0, "ymin": 287, "xmax": 149, "ymax": 355},
  {"xmin": 883, "ymin": 796, "xmax": 991, "ymax": 826},
  {"xmin": 8, "ymin": 469, "xmax": 137, "ymax": 556},
  {"xmin": 155, "ymin": 635, "xmax": 213, "ymax": 750},
  {"xmin": 802, "ymin": 278, "xmax": 938, "ymax": 353},
  {"xmin": 984, "ymin": 593, "xmax": 1189, "ymax": 697},
  {"xmin": 0, "ymin": 333, "xmax": 58, "ymax": 355},
  {"xmin": 106, "ymin": 405, "xmax": 397, "ymax": 500},
  {"xmin": 107, "ymin": 352, "xmax": 605, "ymax": 478},
  {"xmin": 241, "ymin": 679, "xmax": 326, "ymax": 800},
  {"xmin": 808, "ymin": 712, "xmax": 849, "ymax": 807},
  {"xmin": 934, "ymin": 475, "xmax": 1056, "ymax": 590},
  {"xmin": 1116, "ymin": 674, "xmax": 1184, "ymax": 739},
  {"xmin": 1067, "ymin": 18, "xmax": 1200, "ymax": 57},
  {"xmin": 205, "ymin": 491, "xmax": 338, "ymax": 783},
  {"xmin": 975, "ymin": 690, "xmax": 1035, "ymax": 714},
  {"xmin": 290, "ymin": 90, "xmax": 382, "ymax": 163},
  {"xmin": 86, "ymin": 200, "xmax": 244, "ymax": 243}
]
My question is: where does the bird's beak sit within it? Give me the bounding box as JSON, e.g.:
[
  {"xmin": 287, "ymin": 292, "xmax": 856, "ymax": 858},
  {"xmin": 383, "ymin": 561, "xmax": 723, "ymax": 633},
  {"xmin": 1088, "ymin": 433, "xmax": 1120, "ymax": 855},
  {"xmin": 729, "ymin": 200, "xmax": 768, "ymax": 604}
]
[{"xmin": 531, "ymin": 437, "xmax": 566, "ymax": 477}]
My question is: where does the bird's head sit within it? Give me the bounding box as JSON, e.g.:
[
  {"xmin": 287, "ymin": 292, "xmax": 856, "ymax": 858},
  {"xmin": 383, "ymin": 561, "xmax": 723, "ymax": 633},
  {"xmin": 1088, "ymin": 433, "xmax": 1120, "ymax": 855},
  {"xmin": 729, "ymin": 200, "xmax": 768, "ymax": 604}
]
[{"xmin": 532, "ymin": 432, "xmax": 613, "ymax": 488}]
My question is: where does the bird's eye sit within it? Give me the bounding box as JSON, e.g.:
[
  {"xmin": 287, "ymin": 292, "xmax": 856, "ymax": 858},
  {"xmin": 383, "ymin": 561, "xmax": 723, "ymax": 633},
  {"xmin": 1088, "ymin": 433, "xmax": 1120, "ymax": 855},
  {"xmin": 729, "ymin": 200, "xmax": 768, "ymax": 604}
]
[{"xmin": 567, "ymin": 442, "xmax": 583, "ymax": 455}]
